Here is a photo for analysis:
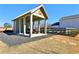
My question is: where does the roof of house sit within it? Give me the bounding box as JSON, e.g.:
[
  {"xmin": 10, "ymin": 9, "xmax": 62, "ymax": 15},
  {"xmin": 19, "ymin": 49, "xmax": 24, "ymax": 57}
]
[
  {"xmin": 59, "ymin": 14, "xmax": 79, "ymax": 21},
  {"xmin": 51, "ymin": 22, "xmax": 60, "ymax": 26},
  {"xmin": 13, "ymin": 4, "xmax": 48, "ymax": 21}
]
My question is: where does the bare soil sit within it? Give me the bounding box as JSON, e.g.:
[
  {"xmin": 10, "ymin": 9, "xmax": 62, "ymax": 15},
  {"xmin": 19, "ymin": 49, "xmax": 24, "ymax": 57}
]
[{"xmin": 0, "ymin": 34, "xmax": 79, "ymax": 54}]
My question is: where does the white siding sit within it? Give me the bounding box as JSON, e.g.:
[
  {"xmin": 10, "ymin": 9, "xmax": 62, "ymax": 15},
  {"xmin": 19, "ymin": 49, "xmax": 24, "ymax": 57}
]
[{"xmin": 60, "ymin": 18, "xmax": 79, "ymax": 28}]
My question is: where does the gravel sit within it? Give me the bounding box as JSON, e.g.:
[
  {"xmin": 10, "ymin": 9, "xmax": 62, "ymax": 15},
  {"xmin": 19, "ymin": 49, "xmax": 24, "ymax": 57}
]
[{"xmin": 0, "ymin": 32, "xmax": 50, "ymax": 46}]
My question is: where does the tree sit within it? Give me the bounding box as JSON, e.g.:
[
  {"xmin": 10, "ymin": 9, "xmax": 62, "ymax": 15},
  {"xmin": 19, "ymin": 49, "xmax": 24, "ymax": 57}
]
[{"xmin": 4, "ymin": 23, "xmax": 12, "ymax": 30}]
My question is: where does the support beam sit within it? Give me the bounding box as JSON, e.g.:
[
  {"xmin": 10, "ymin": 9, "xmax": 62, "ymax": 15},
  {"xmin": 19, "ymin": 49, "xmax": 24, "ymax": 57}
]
[
  {"xmin": 38, "ymin": 20, "xmax": 40, "ymax": 33},
  {"xmin": 13, "ymin": 21, "xmax": 15, "ymax": 33},
  {"xmin": 19, "ymin": 19, "xmax": 21, "ymax": 34},
  {"xmin": 30, "ymin": 14, "xmax": 33, "ymax": 37},
  {"xmin": 44, "ymin": 20, "xmax": 47, "ymax": 34},
  {"xmin": 14, "ymin": 21, "xmax": 16, "ymax": 33},
  {"xmin": 23, "ymin": 17, "xmax": 26, "ymax": 35}
]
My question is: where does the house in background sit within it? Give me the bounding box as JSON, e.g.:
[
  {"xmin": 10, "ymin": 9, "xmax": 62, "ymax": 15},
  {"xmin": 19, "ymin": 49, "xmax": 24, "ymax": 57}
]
[
  {"xmin": 60, "ymin": 14, "xmax": 79, "ymax": 29},
  {"xmin": 51, "ymin": 22, "xmax": 60, "ymax": 28},
  {"xmin": 0, "ymin": 27, "xmax": 5, "ymax": 32},
  {"xmin": 13, "ymin": 5, "xmax": 48, "ymax": 38},
  {"xmin": 0, "ymin": 27, "xmax": 13, "ymax": 32}
]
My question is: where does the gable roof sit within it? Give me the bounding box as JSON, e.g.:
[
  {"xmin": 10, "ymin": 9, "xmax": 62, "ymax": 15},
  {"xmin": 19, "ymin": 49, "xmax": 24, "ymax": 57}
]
[
  {"xmin": 51, "ymin": 22, "xmax": 60, "ymax": 26},
  {"xmin": 13, "ymin": 5, "xmax": 48, "ymax": 21}
]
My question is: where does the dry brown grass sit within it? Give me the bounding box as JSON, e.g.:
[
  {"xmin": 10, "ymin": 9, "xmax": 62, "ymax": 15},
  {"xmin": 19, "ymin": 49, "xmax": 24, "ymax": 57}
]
[
  {"xmin": 0, "ymin": 41, "xmax": 8, "ymax": 53},
  {"xmin": 0, "ymin": 35, "xmax": 79, "ymax": 54}
]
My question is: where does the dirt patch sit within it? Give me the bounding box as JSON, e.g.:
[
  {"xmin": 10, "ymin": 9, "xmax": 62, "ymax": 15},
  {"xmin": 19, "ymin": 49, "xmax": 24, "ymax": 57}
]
[
  {"xmin": 75, "ymin": 34, "xmax": 79, "ymax": 37},
  {"xmin": 0, "ymin": 41, "xmax": 8, "ymax": 53},
  {"xmin": 0, "ymin": 34, "xmax": 79, "ymax": 54},
  {"xmin": 74, "ymin": 34, "xmax": 79, "ymax": 41}
]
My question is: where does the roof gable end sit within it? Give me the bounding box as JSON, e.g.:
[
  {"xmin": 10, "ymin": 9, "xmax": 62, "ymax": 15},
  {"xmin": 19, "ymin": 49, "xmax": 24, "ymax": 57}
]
[
  {"xmin": 31, "ymin": 5, "xmax": 48, "ymax": 19},
  {"xmin": 13, "ymin": 5, "xmax": 48, "ymax": 21}
]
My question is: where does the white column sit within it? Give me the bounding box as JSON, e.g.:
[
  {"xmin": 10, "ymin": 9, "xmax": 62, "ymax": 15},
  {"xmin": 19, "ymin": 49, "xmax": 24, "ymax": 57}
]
[
  {"xmin": 23, "ymin": 17, "xmax": 26, "ymax": 35},
  {"xmin": 30, "ymin": 14, "xmax": 33, "ymax": 37},
  {"xmin": 14, "ymin": 21, "xmax": 16, "ymax": 33},
  {"xmin": 38, "ymin": 20, "xmax": 40, "ymax": 33},
  {"xmin": 19, "ymin": 19, "xmax": 21, "ymax": 34},
  {"xmin": 13, "ymin": 21, "xmax": 15, "ymax": 33},
  {"xmin": 44, "ymin": 20, "xmax": 47, "ymax": 34}
]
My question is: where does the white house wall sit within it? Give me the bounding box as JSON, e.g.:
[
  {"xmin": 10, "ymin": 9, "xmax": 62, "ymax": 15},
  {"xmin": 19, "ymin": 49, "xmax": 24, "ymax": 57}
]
[{"xmin": 60, "ymin": 18, "xmax": 79, "ymax": 28}]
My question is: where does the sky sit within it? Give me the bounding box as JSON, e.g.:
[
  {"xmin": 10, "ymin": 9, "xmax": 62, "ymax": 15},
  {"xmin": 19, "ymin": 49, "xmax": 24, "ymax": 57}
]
[{"xmin": 0, "ymin": 4, "xmax": 79, "ymax": 26}]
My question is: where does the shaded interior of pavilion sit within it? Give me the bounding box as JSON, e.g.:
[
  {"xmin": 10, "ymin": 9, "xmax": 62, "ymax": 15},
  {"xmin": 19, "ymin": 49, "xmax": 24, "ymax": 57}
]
[{"xmin": 14, "ymin": 14, "xmax": 47, "ymax": 37}]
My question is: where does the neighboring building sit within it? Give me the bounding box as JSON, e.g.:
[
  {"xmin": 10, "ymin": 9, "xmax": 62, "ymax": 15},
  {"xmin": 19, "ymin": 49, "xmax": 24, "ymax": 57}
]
[
  {"xmin": 51, "ymin": 22, "xmax": 60, "ymax": 28},
  {"xmin": 0, "ymin": 27, "xmax": 12, "ymax": 32},
  {"xmin": 0, "ymin": 27, "xmax": 5, "ymax": 32},
  {"xmin": 60, "ymin": 14, "xmax": 79, "ymax": 29},
  {"xmin": 12, "ymin": 5, "xmax": 48, "ymax": 38}
]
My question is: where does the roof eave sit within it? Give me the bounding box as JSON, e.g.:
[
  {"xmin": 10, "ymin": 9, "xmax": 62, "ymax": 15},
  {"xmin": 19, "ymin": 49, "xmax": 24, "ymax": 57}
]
[
  {"xmin": 12, "ymin": 12, "xmax": 31, "ymax": 21},
  {"xmin": 12, "ymin": 4, "xmax": 48, "ymax": 21}
]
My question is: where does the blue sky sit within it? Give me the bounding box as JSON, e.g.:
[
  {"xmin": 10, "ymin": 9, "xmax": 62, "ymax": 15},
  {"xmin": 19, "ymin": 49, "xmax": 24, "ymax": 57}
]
[{"xmin": 0, "ymin": 4, "xmax": 79, "ymax": 26}]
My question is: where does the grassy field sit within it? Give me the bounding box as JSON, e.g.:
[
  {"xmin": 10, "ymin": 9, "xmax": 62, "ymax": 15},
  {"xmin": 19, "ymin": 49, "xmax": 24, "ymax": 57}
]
[{"xmin": 0, "ymin": 34, "xmax": 79, "ymax": 54}]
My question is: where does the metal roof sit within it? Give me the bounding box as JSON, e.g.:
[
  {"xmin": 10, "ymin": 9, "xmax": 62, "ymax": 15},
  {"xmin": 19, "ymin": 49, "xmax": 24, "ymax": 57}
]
[{"xmin": 60, "ymin": 14, "xmax": 79, "ymax": 21}]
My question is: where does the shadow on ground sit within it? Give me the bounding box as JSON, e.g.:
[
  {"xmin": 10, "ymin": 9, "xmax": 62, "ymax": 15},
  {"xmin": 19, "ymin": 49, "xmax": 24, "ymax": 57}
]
[
  {"xmin": 0, "ymin": 31, "xmax": 52, "ymax": 47},
  {"xmin": 3, "ymin": 30, "xmax": 16, "ymax": 35}
]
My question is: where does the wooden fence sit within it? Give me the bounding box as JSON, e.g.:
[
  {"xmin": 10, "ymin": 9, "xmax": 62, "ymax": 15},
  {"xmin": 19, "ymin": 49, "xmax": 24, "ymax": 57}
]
[
  {"xmin": 47, "ymin": 28, "xmax": 66, "ymax": 35},
  {"xmin": 41, "ymin": 28, "xmax": 79, "ymax": 36}
]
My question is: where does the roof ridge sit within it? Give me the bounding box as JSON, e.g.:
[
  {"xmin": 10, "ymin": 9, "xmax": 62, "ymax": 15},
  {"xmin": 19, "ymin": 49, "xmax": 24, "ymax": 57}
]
[
  {"xmin": 62, "ymin": 14, "xmax": 79, "ymax": 18},
  {"xmin": 13, "ymin": 4, "xmax": 43, "ymax": 20}
]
